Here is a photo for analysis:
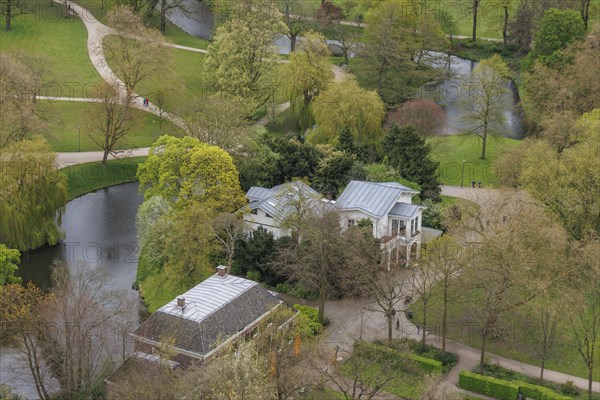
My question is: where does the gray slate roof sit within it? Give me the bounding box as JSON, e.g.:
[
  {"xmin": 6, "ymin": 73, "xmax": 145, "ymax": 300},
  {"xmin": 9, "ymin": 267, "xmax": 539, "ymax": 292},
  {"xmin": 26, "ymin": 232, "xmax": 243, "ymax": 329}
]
[
  {"xmin": 247, "ymin": 181, "xmax": 321, "ymax": 223},
  {"xmin": 134, "ymin": 274, "xmax": 280, "ymax": 357},
  {"xmin": 389, "ymin": 203, "xmax": 424, "ymax": 218},
  {"xmin": 336, "ymin": 181, "xmax": 418, "ymax": 218}
]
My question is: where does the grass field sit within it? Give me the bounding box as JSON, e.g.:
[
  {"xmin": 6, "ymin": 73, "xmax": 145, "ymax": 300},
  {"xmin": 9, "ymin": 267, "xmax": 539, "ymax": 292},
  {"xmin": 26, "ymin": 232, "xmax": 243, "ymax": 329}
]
[
  {"xmin": 0, "ymin": 3, "xmax": 102, "ymax": 94},
  {"xmin": 408, "ymin": 285, "xmax": 600, "ymax": 380},
  {"xmin": 429, "ymin": 134, "xmax": 522, "ymax": 188},
  {"xmin": 40, "ymin": 101, "xmax": 182, "ymax": 152},
  {"xmin": 61, "ymin": 157, "xmax": 145, "ymax": 200}
]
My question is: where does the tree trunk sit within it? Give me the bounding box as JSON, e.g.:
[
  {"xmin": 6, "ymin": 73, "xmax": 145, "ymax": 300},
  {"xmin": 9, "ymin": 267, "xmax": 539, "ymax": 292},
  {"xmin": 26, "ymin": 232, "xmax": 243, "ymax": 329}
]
[
  {"xmin": 318, "ymin": 296, "xmax": 325, "ymax": 324},
  {"xmin": 481, "ymin": 123, "xmax": 488, "ymax": 160},
  {"xmin": 387, "ymin": 313, "xmax": 393, "ymax": 344},
  {"xmin": 421, "ymin": 302, "xmax": 427, "ymax": 346},
  {"xmin": 588, "ymin": 366, "xmax": 593, "ymax": 400},
  {"xmin": 582, "ymin": 0, "xmax": 591, "ymax": 30},
  {"xmin": 442, "ymin": 286, "xmax": 448, "ymax": 352},
  {"xmin": 290, "ymin": 34, "xmax": 297, "ymax": 52},
  {"xmin": 503, "ymin": 6, "xmax": 509, "ymax": 47},
  {"xmin": 5, "ymin": 0, "xmax": 12, "ymax": 30},
  {"xmin": 479, "ymin": 329, "xmax": 487, "ymax": 368},
  {"xmin": 343, "ymin": 49, "xmax": 349, "ymax": 66},
  {"xmin": 540, "ymin": 358, "xmax": 545, "ymax": 381},
  {"xmin": 472, "ymin": 0, "xmax": 479, "ymax": 42},
  {"xmin": 160, "ymin": 0, "xmax": 166, "ymax": 35}
]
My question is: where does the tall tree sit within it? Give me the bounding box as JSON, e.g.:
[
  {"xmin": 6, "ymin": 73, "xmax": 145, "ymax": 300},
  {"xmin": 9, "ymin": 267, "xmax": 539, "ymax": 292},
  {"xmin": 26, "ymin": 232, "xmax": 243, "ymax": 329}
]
[
  {"xmin": 204, "ymin": 1, "xmax": 285, "ymax": 109},
  {"xmin": 43, "ymin": 263, "xmax": 133, "ymax": 398},
  {"xmin": 0, "ymin": 54, "xmax": 43, "ymax": 148},
  {"xmin": 104, "ymin": 6, "xmax": 166, "ymax": 93},
  {"xmin": 184, "ymin": 94, "xmax": 254, "ymax": 155},
  {"xmin": 311, "ymin": 77, "xmax": 385, "ymax": 145},
  {"xmin": 0, "ymin": 138, "xmax": 67, "ymax": 251},
  {"xmin": 410, "ymin": 258, "xmax": 437, "ymax": 346},
  {"xmin": 0, "ymin": 0, "xmax": 26, "ymax": 30},
  {"xmin": 523, "ymin": 8, "xmax": 586, "ymax": 69},
  {"xmin": 212, "ymin": 212, "xmax": 244, "ymax": 268},
  {"xmin": 137, "ymin": 135, "xmax": 246, "ymax": 211},
  {"xmin": 373, "ymin": 265, "xmax": 408, "ymax": 344},
  {"xmin": 423, "ymin": 236, "xmax": 465, "ymax": 352},
  {"xmin": 461, "ymin": 54, "xmax": 510, "ymax": 160},
  {"xmin": 88, "ymin": 82, "xmax": 135, "ymax": 164},
  {"xmin": 280, "ymin": 0, "xmax": 309, "ymax": 52},
  {"xmin": 311, "ymin": 150, "xmax": 365, "ymax": 198},
  {"xmin": 452, "ymin": 195, "xmax": 568, "ymax": 368},
  {"xmin": 581, "ymin": 0, "xmax": 592, "ymax": 30},
  {"xmin": 283, "ymin": 31, "xmax": 334, "ymax": 132},
  {"xmin": 275, "ymin": 210, "xmax": 379, "ymax": 323},
  {"xmin": 567, "ymin": 239, "xmax": 600, "ymax": 400},
  {"xmin": 382, "ymin": 125, "xmax": 441, "ymax": 202}
]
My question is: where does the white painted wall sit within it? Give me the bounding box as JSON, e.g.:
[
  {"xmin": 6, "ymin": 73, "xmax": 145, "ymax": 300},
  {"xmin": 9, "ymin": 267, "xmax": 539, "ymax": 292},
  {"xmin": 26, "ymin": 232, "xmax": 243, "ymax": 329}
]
[{"xmin": 243, "ymin": 209, "xmax": 291, "ymax": 239}]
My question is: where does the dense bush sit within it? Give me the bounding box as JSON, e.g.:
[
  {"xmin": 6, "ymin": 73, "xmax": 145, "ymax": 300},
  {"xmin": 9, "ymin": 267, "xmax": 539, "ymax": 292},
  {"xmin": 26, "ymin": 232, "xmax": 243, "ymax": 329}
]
[
  {"xmin": 459, "ymin": 371, "xmax": 520, "ymax": 400},
  {"xmin": 294, "ymin": 304, "xmax": 324, "ymax": 335},
  {"xmin": 377, "ymin": 338, "xmax": 457, "ymax": 373},
  {"xmin": 518, "ymin": 381, "xmax": 573, "ymax": 400}
]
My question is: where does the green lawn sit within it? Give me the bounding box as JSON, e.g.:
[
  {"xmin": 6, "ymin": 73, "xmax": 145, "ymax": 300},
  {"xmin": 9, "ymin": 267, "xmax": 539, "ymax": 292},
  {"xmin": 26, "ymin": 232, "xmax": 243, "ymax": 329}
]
[
  {"xmin": 61, "ymin": 157, "xmax": 145, "ymax": 200},
  {"xmin": 339, "ymin": 354, "xmax": 427, "ymax": 398},
  {"xmin": 429, "ymin": 134, "xmax": 522, "ymax": 188},
  {"xmin": 39, "ymin": 101, "xmax": 183, "ymax": 152},
  {"xmin": 408, "ymin": 285, "xmax": 600, "ymax": 380},
  {"xmin": 0, "ymin": 3, "xmax": 102, "ymax": 93}
]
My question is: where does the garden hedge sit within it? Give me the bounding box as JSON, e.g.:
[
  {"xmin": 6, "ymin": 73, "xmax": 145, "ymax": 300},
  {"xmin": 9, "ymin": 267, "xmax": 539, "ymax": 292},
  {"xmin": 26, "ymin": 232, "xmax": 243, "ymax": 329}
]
[
  {"xmin": 459, "ymin": 371, "xmax": 520, "ymax": 400},
  {"xmin": 353, "ymin": 341, "xmax": 442, "ymax": 374},
  {"xmin": 459, "ymin": 372, "xmax": 574, "ymax": 400},
  {"xmin": 517, "ymin": 381, "xmax": 572, "ymax": 400}
]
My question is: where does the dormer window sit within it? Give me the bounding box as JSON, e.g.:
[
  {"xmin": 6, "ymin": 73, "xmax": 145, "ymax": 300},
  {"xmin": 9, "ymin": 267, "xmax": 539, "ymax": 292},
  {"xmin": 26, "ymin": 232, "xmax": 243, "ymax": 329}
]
[
  {"xmin": 265, "ymin": 213, "xmax": 273, "ymax": 218},
  {"xmin": 348, "ymin": 219, "xmax": 355, "ymax": 227},
  {"xmin": 251, "ymin": 209, "xmax": 258, "ymax": 215}
]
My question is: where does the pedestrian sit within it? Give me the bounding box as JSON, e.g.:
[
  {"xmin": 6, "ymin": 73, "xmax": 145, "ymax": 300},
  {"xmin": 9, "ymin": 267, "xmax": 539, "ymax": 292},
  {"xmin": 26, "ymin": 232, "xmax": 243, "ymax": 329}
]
[
  {"xmin": 416, "ymin": 324, "xmax": 420, "ymax": 335},
  {"xmin": 145, "ymin": 98, "xmax": 149, "ymax": 107},
  {"xmin": 396, "ymin": 318, "xmax": 400, "ymax": 330},
  {"xmin": 478, "ymin": 181, "xmax": 482, "ymax": 188}
]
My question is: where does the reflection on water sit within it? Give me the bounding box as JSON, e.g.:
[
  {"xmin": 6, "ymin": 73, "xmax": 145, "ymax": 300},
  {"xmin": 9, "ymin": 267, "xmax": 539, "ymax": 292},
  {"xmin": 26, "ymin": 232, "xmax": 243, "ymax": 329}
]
[{"xmin": 416, "ymin": 52, "xmax": 524, "ymax": 139}]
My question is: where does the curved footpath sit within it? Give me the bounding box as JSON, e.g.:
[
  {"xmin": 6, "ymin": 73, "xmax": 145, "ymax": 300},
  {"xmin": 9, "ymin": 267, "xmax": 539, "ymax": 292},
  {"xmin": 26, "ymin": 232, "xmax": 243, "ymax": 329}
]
[
  {"xmin": 56, "ymin": 1, "xmax": 348, "ymax": 167},
  {"xmin": 54, "ymin": 2, "xmax": 599, "ymax": 395}
]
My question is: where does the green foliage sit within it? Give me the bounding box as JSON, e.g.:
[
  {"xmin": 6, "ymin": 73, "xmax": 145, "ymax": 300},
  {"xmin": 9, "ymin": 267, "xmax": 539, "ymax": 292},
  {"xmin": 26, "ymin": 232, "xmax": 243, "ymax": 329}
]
[
  {"xmin": 353, "ymin": 341, "xmax": 441, "ymax": 374},
  {"xmin": 260, "ymin": 134, "xmax": 324, "ymax": 184},
  {"xmin": 410, "ymin": 354, "xmax": 443, "ymax": 374},
  {"xmin": 523, "ymin": 8, "xmax": 586, "ymax": 70},
  {"xmin": 382, "ymin": 125, "xmax": 440, "ymax": 201},
  {"xmin": 0, "ymin": 138, "xmax": 67, "ymax": 251},
  {"xmin": 518, "ymin": 382, "xmax": 574, "ymax": 400},
  {"xmin": 137, "ymin": 135, "xmax": 246, "ymax": 212},
  {"xmin": 376, "ymin": 338, "xmax": 456, "ymax": 373},
  {"xmin": 335, "ymin": 125, "xmax": 356, "ymax": 155},
  {"xmin": 458, "ymin": 371, "xmax": 520, "ymax": 400},
  {"xmin": 310, "ymin": 77, "xmax": 385, "ymax": 146},
  {"xmin": 293, "ymin": 304, "xmax": 323, "ymax": 336},
  {"xmin": 311, "ymin": 151, "xmax": 365, "ymax": 198},
  {"xmin": 235, "ymin": 128, "xmax": 281, "ymax": 191},
  {"xmin": 421, "ymin": 199, "xmax": 444, "ymax": 230},
  {"xmin": 0, "ymin": 245, "xmax": 20, "ymax": 285},
  {"xmin": 233, "ymin": 227, "xmax": 287, "ymax": 286},
  {"xmin": 363, "ymin": 163, "xmax": 421, "ymax": 191}
]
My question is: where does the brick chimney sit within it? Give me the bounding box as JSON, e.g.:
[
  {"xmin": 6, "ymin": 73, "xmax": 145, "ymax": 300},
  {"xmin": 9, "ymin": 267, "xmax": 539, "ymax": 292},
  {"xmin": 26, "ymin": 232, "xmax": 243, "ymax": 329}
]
[
  {"xmin": 176, "ymin": 297, "xmax": 185, "ymax": 308},
  {"xmin": 217, "ymin": 265, "xmax": 227, "ymax": 277}
]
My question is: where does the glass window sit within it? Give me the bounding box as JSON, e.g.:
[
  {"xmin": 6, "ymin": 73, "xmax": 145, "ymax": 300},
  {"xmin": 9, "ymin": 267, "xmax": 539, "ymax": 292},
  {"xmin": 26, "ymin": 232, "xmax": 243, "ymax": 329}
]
[
  {"xmin": 392, "ymin": 219, "xmax": 399, "ymax": 236},
  {"xmin": 348, "ymin": 219, "xmax": 355, "ymax": 227}
]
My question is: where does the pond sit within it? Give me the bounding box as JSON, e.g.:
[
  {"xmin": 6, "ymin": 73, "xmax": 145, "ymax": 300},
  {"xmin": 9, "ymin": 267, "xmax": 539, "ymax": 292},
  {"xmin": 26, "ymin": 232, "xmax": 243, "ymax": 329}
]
[{"xmin": 2, "ymin": 183, "xmax": 145, "ymax": 399}]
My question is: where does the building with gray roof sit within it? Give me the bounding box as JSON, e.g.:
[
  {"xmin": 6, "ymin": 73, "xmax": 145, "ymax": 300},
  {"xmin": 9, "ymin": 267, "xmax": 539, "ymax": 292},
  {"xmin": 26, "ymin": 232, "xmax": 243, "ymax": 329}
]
[{"xmin": 130, "ymin": 266, "xmax": 288, "ymax": 367}]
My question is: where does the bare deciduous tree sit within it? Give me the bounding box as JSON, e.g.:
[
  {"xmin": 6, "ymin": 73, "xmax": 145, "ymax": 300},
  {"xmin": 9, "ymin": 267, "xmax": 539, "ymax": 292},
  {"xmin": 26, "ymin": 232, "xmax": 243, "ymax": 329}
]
[
  {"xmin": 88, "ymin": 82, "xmax": 135, "ymax": 164},
  {"xmin": 372, "ymin": 265, "xmax": 408, "ymax": 344},
  {"xmin": 212, "ymin": 213, "xmax": 244, "ymax": 268},
  {"xmin": 42, "ymin": 262, "xmax": 134, "ymax": 398}
]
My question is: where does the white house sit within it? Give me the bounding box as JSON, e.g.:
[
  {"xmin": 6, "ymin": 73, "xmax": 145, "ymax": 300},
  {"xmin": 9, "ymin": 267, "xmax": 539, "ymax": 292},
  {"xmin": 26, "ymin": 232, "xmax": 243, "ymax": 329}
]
[
  {"xmin": 243, "ymin": 180, "xmax": 426, "ymax": 265},
  {"xmin": 243, "ymin": 181, "xmax": 322, "ymax": 239},
  {"xmin": 335, "ymin": 181, "xmax": 426, "ymax": 266}
]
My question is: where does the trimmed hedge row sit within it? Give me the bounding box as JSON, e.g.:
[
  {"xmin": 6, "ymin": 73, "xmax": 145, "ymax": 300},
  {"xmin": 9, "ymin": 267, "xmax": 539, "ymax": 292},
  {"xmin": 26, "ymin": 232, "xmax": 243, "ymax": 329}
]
[
  {"xmin": 459, "ymin": 372, "xmax": 573, "ymax": 400},
  {"xmin": 459, "ymin": 371, "xmax": 520, "ymax": 400},
  {"xmin": 518, "ymin": 381, "xmax": 573, "ymax": 400},
  {"xmin": 353, "ymin": 341, "xmax": 442, "ymax": 374}
]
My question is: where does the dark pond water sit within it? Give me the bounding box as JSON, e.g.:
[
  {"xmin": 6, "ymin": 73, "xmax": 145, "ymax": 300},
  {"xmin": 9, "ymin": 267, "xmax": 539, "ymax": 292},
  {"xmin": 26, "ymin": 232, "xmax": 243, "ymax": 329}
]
[
  {"xmin": 3, "ymin": 183, "xmax": 144, "ymax": 399},
  {"xmin": 17, "ymin": 182, "xmax": 144, "ymax": 293}
]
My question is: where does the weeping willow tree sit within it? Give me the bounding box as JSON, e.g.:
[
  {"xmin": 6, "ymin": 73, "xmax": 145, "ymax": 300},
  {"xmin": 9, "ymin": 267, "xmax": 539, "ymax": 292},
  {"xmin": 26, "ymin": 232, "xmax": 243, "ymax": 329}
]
[
  {"xmin": 0, "ymin": 138, "xmax": 67, "ymax": 251},
  {"xmin": 283, "ymin": 31, "xmax": 334, "ymax": 132}
]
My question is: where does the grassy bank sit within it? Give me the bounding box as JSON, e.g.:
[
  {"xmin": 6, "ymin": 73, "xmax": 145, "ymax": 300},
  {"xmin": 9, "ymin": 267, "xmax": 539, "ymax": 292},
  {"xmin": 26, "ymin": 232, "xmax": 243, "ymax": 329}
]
[
  {"xmin": 429, "ymin": 134, "xmax": 522, "ymax": 188},
  {"xmin": 0, "ymin": 3, "xmax": 102, "ymax": 93},
  {"xmin": 61, "ymin": 157, "xmax": 145, "ymax": 200},
  {"xmin": 408, "ymin": 285, "xmax": 599, "ymax": 380},
  {"xmin": 41, "ymin": 101, "xmax": 183, "ymax": 152}
]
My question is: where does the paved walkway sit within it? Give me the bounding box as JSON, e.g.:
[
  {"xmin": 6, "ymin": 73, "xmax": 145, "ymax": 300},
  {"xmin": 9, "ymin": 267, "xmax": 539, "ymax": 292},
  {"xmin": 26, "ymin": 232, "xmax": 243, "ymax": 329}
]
[{"xmin": 320, "ymin": 275, "xmax": 600, "ymax": 395}]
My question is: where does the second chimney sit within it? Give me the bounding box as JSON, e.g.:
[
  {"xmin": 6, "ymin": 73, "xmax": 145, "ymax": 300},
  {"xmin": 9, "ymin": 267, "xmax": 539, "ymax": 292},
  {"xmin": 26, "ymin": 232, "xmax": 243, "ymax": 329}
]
[
  {"xmin": 176, "ymin": 297, "xmax": 185, "ymax": 308},
  {"xmin": 217, "ymin": 265, "xmax": 227, "ymax": 277}
]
